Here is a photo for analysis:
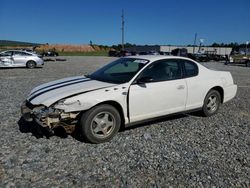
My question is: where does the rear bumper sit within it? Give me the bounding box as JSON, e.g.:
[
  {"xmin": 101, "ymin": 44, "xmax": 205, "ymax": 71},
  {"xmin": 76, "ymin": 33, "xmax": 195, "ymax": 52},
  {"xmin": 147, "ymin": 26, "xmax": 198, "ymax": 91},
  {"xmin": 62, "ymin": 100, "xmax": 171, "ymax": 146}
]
[
  {"xmin": 36, "ymin": 58, "xmax": 44, "ymax": 67},
  {"xmin": 223, "ymin": 84, "xmax": 237, "ymax": 103}
]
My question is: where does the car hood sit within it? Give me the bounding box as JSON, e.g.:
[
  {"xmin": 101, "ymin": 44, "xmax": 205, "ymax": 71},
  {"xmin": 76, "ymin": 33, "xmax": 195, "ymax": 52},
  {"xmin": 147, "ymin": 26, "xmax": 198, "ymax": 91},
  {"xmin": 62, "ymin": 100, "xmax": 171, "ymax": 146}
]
[{"xmin": 27, "ymin": 76, "xmax": 116, "ymax": 106}]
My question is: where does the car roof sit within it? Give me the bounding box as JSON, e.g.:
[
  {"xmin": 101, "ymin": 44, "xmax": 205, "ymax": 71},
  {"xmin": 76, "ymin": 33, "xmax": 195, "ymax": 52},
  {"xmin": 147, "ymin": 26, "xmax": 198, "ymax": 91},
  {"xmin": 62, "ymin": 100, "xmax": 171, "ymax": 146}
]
[
  {"xmin": 124, "ymin": 55, "xmax": 194, "ymax": 62},
  {"xmin": 0, "ymin": 50, "xmax": 34, "ymax": 55}
]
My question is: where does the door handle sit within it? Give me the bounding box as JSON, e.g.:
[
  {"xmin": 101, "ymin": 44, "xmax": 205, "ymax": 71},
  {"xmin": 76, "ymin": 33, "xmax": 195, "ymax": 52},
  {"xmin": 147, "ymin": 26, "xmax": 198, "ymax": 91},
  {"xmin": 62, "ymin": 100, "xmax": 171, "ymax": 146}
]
[{"xmin": 177, "ymin": 85, "xmax": 185, "ymax": 90}]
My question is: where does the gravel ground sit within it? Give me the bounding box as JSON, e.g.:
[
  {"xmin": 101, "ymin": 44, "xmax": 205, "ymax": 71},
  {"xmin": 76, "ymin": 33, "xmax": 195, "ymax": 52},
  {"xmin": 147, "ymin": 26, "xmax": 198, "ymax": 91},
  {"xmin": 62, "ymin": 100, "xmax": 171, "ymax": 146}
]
[{"xmin": 0, "ymin": 57, "xmax": 249, "ymax": 187}]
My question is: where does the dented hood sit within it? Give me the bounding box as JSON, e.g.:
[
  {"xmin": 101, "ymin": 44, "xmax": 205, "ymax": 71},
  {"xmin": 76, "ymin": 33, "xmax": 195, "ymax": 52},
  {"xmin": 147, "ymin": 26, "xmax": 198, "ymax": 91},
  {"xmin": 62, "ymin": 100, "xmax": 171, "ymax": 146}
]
[{"xmin": 27, "ymin": 76, "xmax": 116, "ymax": 106}]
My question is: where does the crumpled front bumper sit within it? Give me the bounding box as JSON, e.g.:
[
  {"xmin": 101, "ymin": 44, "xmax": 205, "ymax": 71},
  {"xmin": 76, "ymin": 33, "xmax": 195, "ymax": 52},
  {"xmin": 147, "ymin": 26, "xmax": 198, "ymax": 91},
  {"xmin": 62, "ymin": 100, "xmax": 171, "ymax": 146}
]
[
  {"xmin": 21, "ymin": 101, "xmax": 34, "ymax": 122},
  {"xmin": 21, "ymin": 101, "xmax": 59, "ymax": 127},
  {"xmin": 21, "ymin": 101, "xmax": 79, "ymax": 133}
]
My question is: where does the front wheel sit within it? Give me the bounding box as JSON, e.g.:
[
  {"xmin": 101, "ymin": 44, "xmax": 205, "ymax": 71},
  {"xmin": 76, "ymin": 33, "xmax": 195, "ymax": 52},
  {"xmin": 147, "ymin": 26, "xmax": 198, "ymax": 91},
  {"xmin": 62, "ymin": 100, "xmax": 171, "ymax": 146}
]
[
  {"xmin": 202, "ymin": 90, "xmax": 221, "ymax": 117},
  {"xmin": 80, "ymin": 104, "xmax": 121, "ymax": 143}
]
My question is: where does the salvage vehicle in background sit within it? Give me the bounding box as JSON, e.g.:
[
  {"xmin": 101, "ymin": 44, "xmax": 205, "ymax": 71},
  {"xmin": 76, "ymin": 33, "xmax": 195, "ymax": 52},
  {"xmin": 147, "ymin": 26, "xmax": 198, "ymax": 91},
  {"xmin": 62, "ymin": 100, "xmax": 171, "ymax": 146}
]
[
  {"xmin": 171, "ymin": 48, "xmax": 188, "ymax": 57},
  {"xmin": 41, "ymin": 51, "xmax": 59, "ymax": 57},
  {"xmin": 0, "ymin": 50, "xmax": 44, "ymax": 68},
  {"xmin": 21, "ymin": 56, "xmax": 237, "ymax": 143},
  {"xmin": 108, "ymin": 50, "xmax": 132, "ymax": 57},
  {"xmin": 195, "ymin": 54, "xmax": 209, "ymax": 62},
  {"xmin": 188, "ymin": 53, "xmax": 227, "ymax": 62},
  {"xmin": 227, "ymin": 56, "xmax": 250, "ymax": 67},
  {"xmin": 108, "ymin": 49, "xmax": 118, "ymax": 57}
]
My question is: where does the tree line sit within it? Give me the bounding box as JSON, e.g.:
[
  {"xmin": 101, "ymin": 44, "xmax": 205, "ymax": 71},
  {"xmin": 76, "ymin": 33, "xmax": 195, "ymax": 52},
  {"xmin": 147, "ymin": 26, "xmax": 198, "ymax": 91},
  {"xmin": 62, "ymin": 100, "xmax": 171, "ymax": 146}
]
[{"xmin": 110, "ymin": 42, "xmax": 249, "ymax": 52}]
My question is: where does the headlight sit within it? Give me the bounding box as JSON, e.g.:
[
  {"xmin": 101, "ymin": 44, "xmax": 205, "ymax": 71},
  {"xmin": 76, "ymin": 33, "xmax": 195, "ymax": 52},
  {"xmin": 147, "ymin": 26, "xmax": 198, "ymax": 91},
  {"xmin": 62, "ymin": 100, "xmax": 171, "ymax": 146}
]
[
  {"xmin": 64, "ymin": 100, "xmax": 81, "ymax": 105},
  {"xmin": 57, "ymin": 99, "xmax": 66, "ymax": 105},
  {"xmin": 56, "ymin": 99, "xmax": 81, "ymax": 106},
  {"xmin": 54, "ymin": 99, "xmax": 82, "ymax": 111}
]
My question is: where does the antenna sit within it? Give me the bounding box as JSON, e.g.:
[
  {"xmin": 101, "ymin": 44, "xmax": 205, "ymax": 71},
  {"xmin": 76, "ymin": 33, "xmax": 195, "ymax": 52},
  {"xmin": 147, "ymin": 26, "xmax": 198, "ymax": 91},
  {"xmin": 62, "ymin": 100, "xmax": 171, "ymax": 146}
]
[{"xmin": 121, "ymin": 9, "xmax": 125, "ymax": 50}]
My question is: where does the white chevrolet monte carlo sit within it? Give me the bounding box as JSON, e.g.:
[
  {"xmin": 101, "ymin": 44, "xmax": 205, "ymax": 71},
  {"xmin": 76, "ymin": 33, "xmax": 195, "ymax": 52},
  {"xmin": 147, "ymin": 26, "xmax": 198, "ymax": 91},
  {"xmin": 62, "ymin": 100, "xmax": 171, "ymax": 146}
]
[{"xmin": 21, "ymin": 56, "xmax": 237, "ymax": 143}]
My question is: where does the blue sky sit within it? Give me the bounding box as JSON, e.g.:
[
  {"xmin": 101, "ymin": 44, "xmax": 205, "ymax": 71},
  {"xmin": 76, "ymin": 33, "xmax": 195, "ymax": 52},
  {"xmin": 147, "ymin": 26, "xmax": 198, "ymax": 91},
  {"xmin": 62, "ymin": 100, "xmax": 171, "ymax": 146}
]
[{"xmin": 0, "ymin": 0, "xmax": 249, "ymax": 45}]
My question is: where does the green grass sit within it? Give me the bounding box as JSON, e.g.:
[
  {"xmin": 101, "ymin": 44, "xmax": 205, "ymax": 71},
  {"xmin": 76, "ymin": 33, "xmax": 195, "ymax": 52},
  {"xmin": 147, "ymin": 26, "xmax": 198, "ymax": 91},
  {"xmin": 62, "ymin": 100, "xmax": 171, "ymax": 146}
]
[{"xmin": 58, "ymin": 51, "xmax": 109, "ymax": 56}]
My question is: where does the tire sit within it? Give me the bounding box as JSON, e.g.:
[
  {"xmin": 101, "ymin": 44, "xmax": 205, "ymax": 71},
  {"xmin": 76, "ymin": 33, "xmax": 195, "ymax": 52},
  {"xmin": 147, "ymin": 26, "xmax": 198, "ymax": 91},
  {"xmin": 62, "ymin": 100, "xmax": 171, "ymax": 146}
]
[
  {"xmin": 26, "ymin": 60, "xmax": 36, "ymax": 69},
  {"xmin": 80, "ymin": 104, "xmax": 121, "ymax": 143},
  {"xmin": 246, "ymin": 61, "xmax": 250, "ymax": 67},
  {"xmin": 202, "ymin": 90, "xmax": 221, "ymax": 117}
]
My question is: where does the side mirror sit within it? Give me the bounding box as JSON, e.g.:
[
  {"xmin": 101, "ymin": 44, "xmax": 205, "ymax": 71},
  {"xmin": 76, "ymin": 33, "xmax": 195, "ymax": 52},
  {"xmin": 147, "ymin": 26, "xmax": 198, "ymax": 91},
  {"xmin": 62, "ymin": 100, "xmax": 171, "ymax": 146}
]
[{"xmin": 136, "ymin": 76, "xmax": 154, "ymax": 84}]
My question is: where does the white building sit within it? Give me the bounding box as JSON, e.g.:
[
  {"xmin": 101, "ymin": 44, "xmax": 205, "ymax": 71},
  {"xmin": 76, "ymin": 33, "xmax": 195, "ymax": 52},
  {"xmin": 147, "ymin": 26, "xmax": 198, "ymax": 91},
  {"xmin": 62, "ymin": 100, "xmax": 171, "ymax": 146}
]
[{"xmin": 160, "ymin": 46, "xmax": 232, "ymax": 55}]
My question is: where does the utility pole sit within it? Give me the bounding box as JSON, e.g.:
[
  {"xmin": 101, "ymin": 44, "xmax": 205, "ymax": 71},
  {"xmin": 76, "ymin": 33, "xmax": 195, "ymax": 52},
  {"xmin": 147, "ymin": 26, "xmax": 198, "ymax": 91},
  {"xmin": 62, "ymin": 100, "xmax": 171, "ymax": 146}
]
[
  {"xmin": 246, "ymin": 41, "xmax": 249, "ymax": 56},
  {"xmin": 193, "ymin": 33, "xmax": 197, "ymax": 54},
  {"xmin": 121, "ymin": 9, "xmax": 125, "ymax": 51},
  {"xmin": 198, "ymin": 39, "xmax": 204, "ymax": 53}
]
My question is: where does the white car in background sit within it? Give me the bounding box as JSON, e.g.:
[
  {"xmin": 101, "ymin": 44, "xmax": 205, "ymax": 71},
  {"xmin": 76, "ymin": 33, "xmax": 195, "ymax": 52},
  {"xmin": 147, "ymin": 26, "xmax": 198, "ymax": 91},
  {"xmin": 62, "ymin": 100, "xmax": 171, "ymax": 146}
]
[
  {"xmin": 0, "ymin": 50, "xmax": 44, "ymax": 68},
  {"xmin": 21, "ymin": 56, "xmax": 237, "ymax": 143}
]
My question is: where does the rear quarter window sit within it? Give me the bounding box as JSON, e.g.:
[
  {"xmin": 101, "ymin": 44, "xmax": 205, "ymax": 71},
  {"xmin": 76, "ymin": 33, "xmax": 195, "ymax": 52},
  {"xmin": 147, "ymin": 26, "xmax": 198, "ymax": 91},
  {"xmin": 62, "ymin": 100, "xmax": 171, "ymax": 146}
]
[{"xmin": 183, "ymin": 60, "xmax": 198, "ymax": 77}]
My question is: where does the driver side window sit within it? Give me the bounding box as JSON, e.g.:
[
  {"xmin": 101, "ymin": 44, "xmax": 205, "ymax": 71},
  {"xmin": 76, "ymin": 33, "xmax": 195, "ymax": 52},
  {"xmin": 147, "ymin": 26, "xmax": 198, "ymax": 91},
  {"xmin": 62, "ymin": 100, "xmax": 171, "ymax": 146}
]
[{"xmin": 139, "ymin": 59, "xmax": 182, "ymax": 82}]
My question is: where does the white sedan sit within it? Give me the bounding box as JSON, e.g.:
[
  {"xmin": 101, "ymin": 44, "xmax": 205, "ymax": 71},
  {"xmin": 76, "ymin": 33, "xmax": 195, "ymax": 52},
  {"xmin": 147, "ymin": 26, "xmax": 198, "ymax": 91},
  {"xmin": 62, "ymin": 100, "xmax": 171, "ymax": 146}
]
[
  {"xmin": 21, "ymin": 56, "xmax": 237, "ymax": 143},
  {"xmin": 0, "ymin": 50, "xmax": 44, "ymax": 68}
]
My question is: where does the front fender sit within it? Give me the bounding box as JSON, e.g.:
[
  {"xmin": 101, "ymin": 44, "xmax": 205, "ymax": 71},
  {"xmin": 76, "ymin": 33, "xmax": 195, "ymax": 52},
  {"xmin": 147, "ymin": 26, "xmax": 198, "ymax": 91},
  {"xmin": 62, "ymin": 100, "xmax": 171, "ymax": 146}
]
[{"xmin": 54, "ymin": 85, "xmax": 128, "ymax": 114}]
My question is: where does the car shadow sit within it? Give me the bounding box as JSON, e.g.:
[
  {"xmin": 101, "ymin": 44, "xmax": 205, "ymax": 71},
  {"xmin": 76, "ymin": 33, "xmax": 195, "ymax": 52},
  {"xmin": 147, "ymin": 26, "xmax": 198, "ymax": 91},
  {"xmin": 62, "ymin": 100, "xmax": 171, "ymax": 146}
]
[
  {"xmin": 43, "ymin": 58, "xmax": 67, "ymax": 62},
  {"xmin": 18, "ymin": 111, "xmax": 202, "ymax": 143},
  {"xmin": 0, "ymin": 67, "xmax": 42, "ymax": 69},
  {"xmin": 43, "ymin": 58, "xmax": 56, "ymax": 62},
  {"xmin": 18, "ymin": 117, "xmax": 68, "ymax": 139},
  {"xmin": 122, "ymin": 113, "xmax": 188, "ymax": 132},
  {"xmin": 225, "ymin": 63, "xmax": 246, "ymax": 67}
]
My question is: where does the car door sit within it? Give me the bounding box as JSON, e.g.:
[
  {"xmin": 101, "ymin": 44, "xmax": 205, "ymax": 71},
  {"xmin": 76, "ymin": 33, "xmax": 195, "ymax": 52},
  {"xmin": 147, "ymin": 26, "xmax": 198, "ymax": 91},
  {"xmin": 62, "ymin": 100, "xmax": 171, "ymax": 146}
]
[
  {"xmin": 129, "ymin": 59, "xmax": 187, "ymax": 123},
  {"xmin": 0, "ymin": 51, "xmax": 14, "ymax": 65},
  {"xmin": 12, "ymin": 51, "xmax": 27, "ymax": 66},
  {"xmin": 181, "ymin": 59, "xmax": 205, "ymax": 110}
]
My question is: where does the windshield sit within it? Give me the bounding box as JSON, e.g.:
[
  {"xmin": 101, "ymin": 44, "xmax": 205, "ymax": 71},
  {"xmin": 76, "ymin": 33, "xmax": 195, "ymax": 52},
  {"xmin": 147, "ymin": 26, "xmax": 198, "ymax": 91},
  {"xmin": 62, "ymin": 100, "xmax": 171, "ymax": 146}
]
[{"xmin": 88, "ymin": 58, "xmax": 149, "ymax": 84}]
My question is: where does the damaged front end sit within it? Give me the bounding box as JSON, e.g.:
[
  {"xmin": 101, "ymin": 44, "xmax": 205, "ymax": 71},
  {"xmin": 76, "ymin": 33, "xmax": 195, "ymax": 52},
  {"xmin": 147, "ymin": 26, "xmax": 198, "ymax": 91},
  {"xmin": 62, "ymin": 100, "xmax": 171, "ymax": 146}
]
[{"xmin": 21, "ymin": 101, "xmax": 80, "ymax": 134}]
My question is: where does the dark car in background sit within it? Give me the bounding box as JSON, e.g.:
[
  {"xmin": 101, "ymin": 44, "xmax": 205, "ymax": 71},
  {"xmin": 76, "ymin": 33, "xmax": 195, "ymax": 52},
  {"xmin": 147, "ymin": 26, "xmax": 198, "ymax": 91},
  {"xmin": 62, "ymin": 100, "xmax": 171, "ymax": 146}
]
[
  {"xmin": 119, "ymin": 50, "xmax": 131, "ymax": 57},
  {"xmin": 195, "ymin": 54, "xmax": 209, "ymax": 62},
  {"xmin": 41, "ymin": 51, "xmax": 59, "ymax": 57},
  {"xmin": 159, "ymin": 51, "xmax": 171, "ymax": 56},
  {"xmin": 188, "ymin": 53, "xmax": 227, "ymax": 62},
  {"xmin": 171, "ymin": 48, "xmax": 188, "ymax": 57},
  {"xmin": 108, "ymin": 50, "xmax": 132, "ymax": 57},
  {"xmin": 108, "ymin": 50, "xmax": 118, "ymax": 57}
]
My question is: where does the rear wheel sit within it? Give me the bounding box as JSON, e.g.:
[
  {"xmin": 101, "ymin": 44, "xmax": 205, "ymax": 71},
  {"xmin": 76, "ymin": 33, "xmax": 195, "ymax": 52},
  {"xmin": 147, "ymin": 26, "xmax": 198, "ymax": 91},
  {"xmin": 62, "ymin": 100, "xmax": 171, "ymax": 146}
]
[
  {"xmin": 202, "ymin": 90, "xmax": 221, "ymax": 117},
  {"xmin": 26, "ymin": 61, "xmax": 36, "ymax": 69},
  {"xmin": 80, "ymin": 104, "xmax": 121, "ymax": 143}
]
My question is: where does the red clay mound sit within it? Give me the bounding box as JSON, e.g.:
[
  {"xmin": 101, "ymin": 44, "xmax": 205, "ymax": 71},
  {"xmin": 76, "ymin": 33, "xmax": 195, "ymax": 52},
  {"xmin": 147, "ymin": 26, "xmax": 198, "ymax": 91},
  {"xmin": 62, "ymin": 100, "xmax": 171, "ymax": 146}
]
[{"xmin": 37, "ymin": 44, "xmax": 99, "ymax": 52}]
